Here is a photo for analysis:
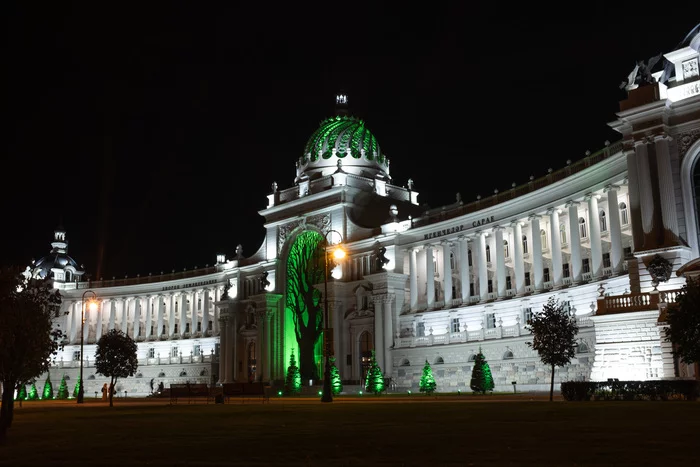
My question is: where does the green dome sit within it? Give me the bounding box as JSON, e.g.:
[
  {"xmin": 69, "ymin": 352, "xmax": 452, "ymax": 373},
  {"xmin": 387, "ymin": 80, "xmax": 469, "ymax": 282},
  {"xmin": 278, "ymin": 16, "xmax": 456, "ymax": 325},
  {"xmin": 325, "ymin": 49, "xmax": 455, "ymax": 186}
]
[{"xmin": 297, "ymin": 115, "xmax": 390, "ymax": 182}]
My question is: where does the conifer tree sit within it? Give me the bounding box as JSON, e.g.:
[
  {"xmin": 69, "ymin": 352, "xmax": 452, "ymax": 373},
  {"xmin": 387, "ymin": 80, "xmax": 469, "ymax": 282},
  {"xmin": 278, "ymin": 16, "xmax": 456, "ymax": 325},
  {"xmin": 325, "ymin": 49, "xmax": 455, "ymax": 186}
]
[
  {"xmin": 15, "ymin": 385, "xmax": 27, "ymax": 401},
  {"xmin": 73, "ymin": 377, "xmax": 82, "ymax": 399},
  {"xmin": 57, "ymin": 375, "xmax": 69, "ymax": 400},
  {"xmin": 419, "ymin": 359, "xmax": 437, "ymax": 395},
  {"xmin": 27, "ymin": 383, "xmax": 39, "ymax": 400},
  {"xmin": 330, "ymin": 357, "xmax": 343, "ymax": 395},
  {"xmin": 283, "ymin": 350, "xmax": 301, "ymax": 395},
  {"xmin": 364, "ymin": 350, "xmax": 385, "ymax": 395},
  {"xmin": 42, "ymin": 374, "xmax": 54, "ymax": 400},
  {"xmin": 470, "ymin": 348, "xmax": 494, "ymax": 394}
]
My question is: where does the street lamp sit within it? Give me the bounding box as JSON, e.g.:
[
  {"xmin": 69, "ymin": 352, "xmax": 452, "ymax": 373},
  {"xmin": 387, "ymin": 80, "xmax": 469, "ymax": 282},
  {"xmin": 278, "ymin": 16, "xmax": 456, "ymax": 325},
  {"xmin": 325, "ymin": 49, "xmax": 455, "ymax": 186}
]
[
  {"xmin": 77, "ymin": 290, "xmax": 98, "ymax": 404},
  {"xmin": 321, "ymin": 229, "xmax": 345, "ymax": 403}
]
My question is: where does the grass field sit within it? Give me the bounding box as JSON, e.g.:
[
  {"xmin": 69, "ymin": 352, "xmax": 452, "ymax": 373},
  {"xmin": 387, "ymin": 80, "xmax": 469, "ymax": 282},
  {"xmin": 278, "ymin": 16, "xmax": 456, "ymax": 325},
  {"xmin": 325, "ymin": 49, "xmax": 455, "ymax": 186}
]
[{"xmin": 2, "ymin": 395, "xmax": 699, "ymax": 466}]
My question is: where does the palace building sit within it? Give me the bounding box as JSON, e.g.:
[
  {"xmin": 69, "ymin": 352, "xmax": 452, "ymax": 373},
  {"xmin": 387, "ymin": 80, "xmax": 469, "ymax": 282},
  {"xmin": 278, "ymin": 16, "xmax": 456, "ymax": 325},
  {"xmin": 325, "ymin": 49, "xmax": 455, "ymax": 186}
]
[{"xmin": 26, "ymin": 25, "xmax": 700, "ymax": 396}]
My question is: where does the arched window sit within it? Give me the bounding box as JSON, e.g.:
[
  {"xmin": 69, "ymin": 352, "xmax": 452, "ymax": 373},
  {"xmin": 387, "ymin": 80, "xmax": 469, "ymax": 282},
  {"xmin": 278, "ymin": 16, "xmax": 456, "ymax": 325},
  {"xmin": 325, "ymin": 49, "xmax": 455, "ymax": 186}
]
[
  {"xmin": 400, "ymin": 358, "xmax": 410, "ymax": 366},
  {"xmin": 540, "ymin": 229, "xmax": 548, "ymax": 250},
  {"xmin": 435, "ymin": 356, "xmax": 444, "ymax": 365},
  {"xmin": 450, "ymin": 252, "xmax": 455, "ymax": 270},
  {"xmin": 503, "ymin": 240, "xmax": 509, "ymax": 258},
  {"xmin": 577, "ymin": 342, "xmax": 590, "ymax": 353},
  {"xmin": 468, "ymin": 354, "xmax": 476, "ymax": 362},
  {"xmin": 485, "ymin": 245, "xmax": 491, "ymax": 263},
  {"xmin": 560, "ymin": 223, "xmax": 567, "ymax": 244},
  {"xmin": 579, "ymin": 217, "xmax": 588, "ymax": 239},
  {"xmin": 600, "ymin": 210, "xmax": 607, "ymax": 232},
  {"xmin": 503, "ymin": 350, "xmax": 514, "ymax": 360},
  {"xmin": 522, "ymin": 235, "xmax": 528, "ymax": 254},
  {"xmin": 468, "ymin": 249, "xmax": 472, "ymax": 266},
  {"xmin": 619, "ymin": 202, "xmax": 629, "ymax": 225}
]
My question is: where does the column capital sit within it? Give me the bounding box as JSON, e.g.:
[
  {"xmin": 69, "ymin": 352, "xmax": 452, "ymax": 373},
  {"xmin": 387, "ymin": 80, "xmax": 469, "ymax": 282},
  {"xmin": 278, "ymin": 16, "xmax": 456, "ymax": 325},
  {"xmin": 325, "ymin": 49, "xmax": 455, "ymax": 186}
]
[
  {"xmin": 603, "ymin": 184, "xmax": 621, "ymax": 193},
  {"xmin": 439, "ymin": 238, "xmax": 453, "ymax": 247},
  {"xmin": 509, "ymin": 219, "xmax": 523, "ymax": 228},
  {"xmin": 528, "ymin": 213, "xmax": 541, "ymax": 221},
  {"xmin": 565, "ymin": 200, "xmax": 580, "ymax": 208},
  {"xmin": 457, "ymin": 234, "xmax": 469, "ymax": 242},
  {"xmin": 492, "ymin": 225, "xmax": 505, "ymax": 233},
  {"xmin": 653, "ymin": 133, "xmax": 672, "ymax": 142},
  {"xmin": 546, "ymin": 207, "xmax": 561, "ymax": 215},
  {"xmin": 423, "ymin": 243, "xmax": 435, "ymax": 250},
  {"xmin": 584, "ymin": 192, "xmax": 600, "ymax": 201}
]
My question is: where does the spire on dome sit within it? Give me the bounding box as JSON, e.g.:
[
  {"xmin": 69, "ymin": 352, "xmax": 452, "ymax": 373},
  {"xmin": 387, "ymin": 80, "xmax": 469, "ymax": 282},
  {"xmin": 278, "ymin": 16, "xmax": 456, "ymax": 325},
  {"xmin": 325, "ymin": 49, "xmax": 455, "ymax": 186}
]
[{"xmin": 335, "ymin": 92, "xmax": 349, "ymax": 116}]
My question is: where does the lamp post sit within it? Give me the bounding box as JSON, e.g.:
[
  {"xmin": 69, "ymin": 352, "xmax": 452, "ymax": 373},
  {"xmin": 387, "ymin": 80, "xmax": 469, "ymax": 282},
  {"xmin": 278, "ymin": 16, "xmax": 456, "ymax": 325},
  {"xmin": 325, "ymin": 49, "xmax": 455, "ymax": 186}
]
[
  {"xmin": 321, "ymin": 230, "xmax": 345, "ymax": 403},
  {"xmin": 77, "ymin": 290, "xmax": 98, "ymax": 404}
]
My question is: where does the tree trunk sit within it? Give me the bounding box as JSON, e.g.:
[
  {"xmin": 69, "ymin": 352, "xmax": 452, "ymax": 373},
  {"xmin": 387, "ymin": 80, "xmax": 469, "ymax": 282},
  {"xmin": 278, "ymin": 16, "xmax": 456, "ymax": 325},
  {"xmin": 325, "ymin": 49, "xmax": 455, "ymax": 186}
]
[
  {"xmin": 0, "ymin": 379, "xmax": 16, "ymax": 441},
  {"xmin": 109, "ymin": 377, "xmax": 115, "ymax": 407},
  {"xmin": 298, "ymin": 333, "xmax": 320, "ymax": 382},
  {"xmin": 549, "ymin": 364, "xmax": 555, "ymax": 402}
]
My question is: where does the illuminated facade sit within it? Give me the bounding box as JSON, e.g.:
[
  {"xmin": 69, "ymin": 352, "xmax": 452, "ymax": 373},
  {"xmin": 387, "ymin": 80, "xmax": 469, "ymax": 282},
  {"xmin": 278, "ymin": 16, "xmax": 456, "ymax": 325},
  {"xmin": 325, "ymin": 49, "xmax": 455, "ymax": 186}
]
[{"xmin": 28, "ymin": 27, "xmax": 700, "ymax": 396}]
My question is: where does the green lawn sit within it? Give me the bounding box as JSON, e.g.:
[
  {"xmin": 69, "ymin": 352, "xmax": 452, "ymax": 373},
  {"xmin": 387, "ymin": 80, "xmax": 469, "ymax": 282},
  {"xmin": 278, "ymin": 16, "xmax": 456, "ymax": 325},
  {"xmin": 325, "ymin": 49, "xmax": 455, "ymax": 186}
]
[{"xmin": 2, "ymin": 397, "xmax": 699, "ymax": 466}]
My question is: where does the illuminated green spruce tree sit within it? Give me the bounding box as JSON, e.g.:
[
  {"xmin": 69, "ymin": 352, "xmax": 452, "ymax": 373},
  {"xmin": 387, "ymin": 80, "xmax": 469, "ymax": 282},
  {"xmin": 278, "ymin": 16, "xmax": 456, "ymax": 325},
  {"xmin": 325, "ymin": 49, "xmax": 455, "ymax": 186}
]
[
  {"xmin": 419, "ymin": 360, "xmax": 437, "ymax": 395},
  {"xmin": 57, "ymin": 375, "xmax": 69, "ymax": 399},
  {"xmin": 364, "ymin": 350, "xmax": 385, "ymax": 395},
  {"xmin": 27, "ymin": 383, "xmax": 39, "ymax": 401},
  {"xmin": 470, "ymin": 348, "xmax": 494, "ymax": 394},
  {"xmin": 42, "ymin": 374, "xmax": 54, "ymax": 400},
  {"xmin": 330, "ymin": 357, "xmax": 343, "ymax": 396},
  {"xmin": 285, "ymin": 231, "xmax": 326, "ymax": 382},
  {"xmin": 73, "ymin": 377, "xmax": 82, "ymax": 399},
  {"xmin": 283, "ymin": 351, "xmax": 302, "ymax": 395},
  {"xmin": 15, "ymin": 385, "xmax": 27, "ymax": 401}
]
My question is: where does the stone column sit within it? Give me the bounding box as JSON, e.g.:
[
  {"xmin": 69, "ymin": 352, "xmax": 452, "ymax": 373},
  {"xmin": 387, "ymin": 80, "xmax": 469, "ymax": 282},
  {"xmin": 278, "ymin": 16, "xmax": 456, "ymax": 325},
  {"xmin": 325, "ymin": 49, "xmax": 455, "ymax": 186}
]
[
  {"xmin": 156, "ymin": 295, "xmax": 164, "ymax": 337},
  {"xmin": 72, "ymin": 301, "xmax": 81, "ymax": 343},
  {"xmin": 231, "ymin": 312, "xmax": 238, "ymax": 382},
  {"xmin": 179, "ymin": 293, "xmax": 188, "ymax": 335},
  {"xmin": 529, "ymin": 214, "xmax": 544, "ymax": 291},
  {"xmin": 458, "ymin": 236, "xmax": 470, "ymax": 302},
  {"xmin": 383, "ymin": 295, "xmax": 394, "ymax": 374},
  {"xmin": 476, "ymin": 231, "xmax": 489, "ymax": 301},
  {"xmin": 409, "ymin": 248, "xmax": 418, "ymax": 310},
  {"xmin": 425, "ymin": 244, "xmax": 435, "ymax": 308},
  {"xmin": 144, "ymin": 296, "xmax": 152, "ymax": 339},
  {"xmin": 586, "ymin": 193, "xmax": 603, "ymax": 279},
  {"xmin": 566, "ymin": 201, "xmax": 583, "ymax": 283},
  {"xmin": 133, "ymin": 297, "xmax": 141, "ymax": 340},
  {"xmin": 107, "ymin": 299, "xmax": 115, "ymax": 332},
  {"xmin": 635, "ymin": 140, "xmax": 655, "ymax": 236},
  {"xmin": 168, "ymin": 294, "xmax": 176, "ymax": 337},
  {"xmin": 655, "ymin": 135, "xmax": 680, "ymax": 240},
  {"xmin": 213, "ymin": 287, "xmax": 220, "ymax": 334},
  {"xmin": 95, "ymin": 300, "xmax": 103, "ymax": 341},
  {"xmin": 494, "ymin": 226, "xmax": 506, "ymax": 298},
  {"xmin": 511, "ymin": 221, "xmax": 525, "ymax": 295},
  {"xmin": 201, "ymin": 289, "xmax": 210, "ymax": 334},
  {"xmin": 82, "ymin": 300, "xmax": 90, "ymax": 344},
  {"xmin": 605, "ymin": 185, "xmax": 624, "ymax": 274},
  {"xmin": 264, "ymin": 311, "xmax": 273, "ymax": 381},
  {"xmin": 120, "ymin": 298, "xmax": 128, "ymax": 334},
  {"xmin": 441, "ymin": 240, "xmax": 453, "ymax": 305},
  {"xmin": 548, "ymin": 207, "xmax": 563, "ymax": 288},
  {"xmin": 218, "ymin": 315, "xmax": 228, "ymax": 384},
  {"xmin": 373, "ymin": 296, "xmax": 385, "ymax": 376}
]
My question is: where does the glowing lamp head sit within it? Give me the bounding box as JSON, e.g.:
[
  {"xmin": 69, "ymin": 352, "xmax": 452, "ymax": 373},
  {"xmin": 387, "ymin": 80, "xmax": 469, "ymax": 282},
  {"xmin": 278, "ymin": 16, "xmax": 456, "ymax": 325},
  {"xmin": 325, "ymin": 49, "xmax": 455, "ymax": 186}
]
[
  {"xmin": 88, "ymin": 300, "xmax": 98, "ymax": 313},
  {"xmin": 332, "ymin": 247, "xmax": 346, "ymax": 260}
]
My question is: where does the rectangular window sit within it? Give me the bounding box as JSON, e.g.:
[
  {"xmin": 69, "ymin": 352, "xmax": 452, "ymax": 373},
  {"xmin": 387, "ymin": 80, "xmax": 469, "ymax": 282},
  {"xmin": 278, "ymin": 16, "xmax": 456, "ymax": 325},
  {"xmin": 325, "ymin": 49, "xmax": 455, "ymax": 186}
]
[
  {"xmin": 487, "ymin": 279, "xmax": 493, "ymax": 293},
  {"xmin": 73, "ymin": 350, "xmax": 81, "ymax": 361},
  {"xmin": 506, "ymin": 276, "xmax": 512, "ymax": 290},
  {"xmin": 562, "ymin": 300, "xmax": 572, "ymax": 315},
  {"xmin": 362, "ymin": 295, "xmax": 369, "ymax": 310},
  {"xmin": 450, "ymin": 253, "xmax": 455, "ymax": 270},
  {"xmin": 185, "ymin": 323, "xmax": 190, "ymax": 334},
  {"xmin": 525, "ymin": 272, "xmax": 531, "ymax": 287},
  {"xmin": 416, "ymin": 322, "xmax": 425, "ymax": 338},
  {"xmin": 582, "ymin": 258, "xmax": 590, "ymax": 274},
  {"xmin": 543, "ymin": 268, "xmax": 550, "ymax": 283},
  {"xmin": 603, "ymin": 253, "xmax": 611, "ymax": 268},
  {"xmin": 623, "ymin": 247, "xmax": 632, "ymax": 258},
  {"xmin": 148, "ymin": 348, "xmax": 155, "ymax": 358},
  {"xmin": 563, "ymin": 263, "xmax": 570, "ymax": 278},
  {"xmin": 470, "ymin": 283, "xmax": 475, "ymax": 296},
  {"xmin": 174, "ymin": 324, "xmax": 179, "ymax": 334},
  {"xmin": 523, "ymin": 307, "xmax": 533, "ymax": 324},
  {"xmin": 451, "ymin": 318, "xmax": 460, "ymax": 333},
  {"xmin": 171, "ymin": 347, "xmax": 179, "ymax": 358},
  {"xmin": 486, "ymin": 313, "xmax": 496, "ymax": 329},
  {"xmin": 193, "ymin": 345, "xmax": 201, "ymax": 357}
]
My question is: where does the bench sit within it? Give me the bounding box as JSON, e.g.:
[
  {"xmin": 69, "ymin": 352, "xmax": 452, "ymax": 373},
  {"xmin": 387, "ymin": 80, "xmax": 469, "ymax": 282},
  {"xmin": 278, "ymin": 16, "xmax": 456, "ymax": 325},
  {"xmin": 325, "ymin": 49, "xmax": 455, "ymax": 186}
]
[
  {"xmin": 221, "ymin": 382, "xmax": 271, "ymax": 404},
  {"xmin": 169, "ymin": 383, "xmax": 212, "ymax": 404}
]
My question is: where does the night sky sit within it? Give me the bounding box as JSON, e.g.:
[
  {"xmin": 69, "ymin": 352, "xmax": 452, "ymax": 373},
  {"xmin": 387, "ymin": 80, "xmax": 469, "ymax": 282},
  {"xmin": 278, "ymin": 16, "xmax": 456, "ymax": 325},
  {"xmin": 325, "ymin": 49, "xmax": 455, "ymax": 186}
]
[{"xmin": 4, "ymin": 3, "xmax": 699, "ymax": 280}]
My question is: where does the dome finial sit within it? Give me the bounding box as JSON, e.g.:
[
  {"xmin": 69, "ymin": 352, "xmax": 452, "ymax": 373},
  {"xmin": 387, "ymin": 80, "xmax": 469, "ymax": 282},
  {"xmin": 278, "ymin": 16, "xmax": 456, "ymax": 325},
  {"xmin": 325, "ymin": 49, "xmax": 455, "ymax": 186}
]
[{"xmin": 335, "ymin": 92, "xmax": 349, "ymax": 116}]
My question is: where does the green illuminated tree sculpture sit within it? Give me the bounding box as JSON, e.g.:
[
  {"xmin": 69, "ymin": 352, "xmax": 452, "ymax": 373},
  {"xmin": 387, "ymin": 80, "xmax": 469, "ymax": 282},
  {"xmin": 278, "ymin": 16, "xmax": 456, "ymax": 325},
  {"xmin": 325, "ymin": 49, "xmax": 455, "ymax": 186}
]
[
  {"xmin": 330, "ymin": 357, "xmax": 343, "ymax": 395},
  {"xmin": 73, "ymin": 377, "xmax": 82, "ymax": 399},
  {"xmin": 15, "ymin": 385, "xmax": 26, "ymax": 401},
  {"xmin": 42, "ymin": 374, "xmax": 54, "ymax": 400},
  {"xmin": 283, "ymin": 350, "xmax": 302, "ymax": 395},
  {"xmin": 419, "ymin": 360, "xmax": 437, "ymax": 395},
  {"xmin": 57, "ymin": 375, "xmax": 69, "ymax": 400},
  {"xmin": 526, "ymin": 296, "xmax": 578, "ymax": 402},
  {"xmin": 470, "ymin": 348, "xmax": 494, "ymax": 394},
  {"xmin": 285, "ymin": 231, "xmax": 325, "ymax": 381},
  {"xmin": 364, "ymin": 350, "xmax": 385, "ymax": 395},
  {"xmin": 27, "ymin": 383, "xmax": 38, "ymax": 401}
]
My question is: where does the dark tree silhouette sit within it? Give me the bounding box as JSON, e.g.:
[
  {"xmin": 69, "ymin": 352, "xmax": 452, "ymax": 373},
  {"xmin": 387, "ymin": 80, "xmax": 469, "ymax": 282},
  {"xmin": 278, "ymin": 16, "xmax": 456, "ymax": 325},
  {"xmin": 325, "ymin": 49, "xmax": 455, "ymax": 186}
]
[
  {"xmin": 94, "ymin": 329, "xmax": 138, "ymax": 407},
  {"xmin": 470, "ymin": 348, "xmax": 494, "ymax": 394},
  {"xmin": 285, "ymin": 230, "xmax": 325, "ymax": 381},
  {"xmin": 665, "ymin": 277, "xmax": 700, "ymax": 365},
  {"xmin": 526, "ymin": 296, "xmax": 579, "ymax": 401},
  {"xmin": 0, "ymin": 267, "xmax": 62, "ymax": 440}
]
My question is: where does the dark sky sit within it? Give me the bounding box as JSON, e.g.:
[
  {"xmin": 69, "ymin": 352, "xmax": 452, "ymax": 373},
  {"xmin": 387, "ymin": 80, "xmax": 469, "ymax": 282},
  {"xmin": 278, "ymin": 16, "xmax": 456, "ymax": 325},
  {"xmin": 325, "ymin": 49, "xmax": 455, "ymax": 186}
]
[{"xmin": 4, "ymin": 3, "xmax": 699, "ymax": 280}]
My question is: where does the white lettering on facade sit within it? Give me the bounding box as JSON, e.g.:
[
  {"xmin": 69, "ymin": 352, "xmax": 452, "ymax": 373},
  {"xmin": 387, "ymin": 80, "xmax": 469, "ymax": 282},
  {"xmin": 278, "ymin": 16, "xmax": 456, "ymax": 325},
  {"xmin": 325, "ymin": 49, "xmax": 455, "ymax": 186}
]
[
  {"xmin": 424, "ymin": 225, "xmax": 465, "ymax": 240},
  {"xmin": 162, "ymin": 278, "xmax": 218, "ymax": 291},
  {"xmin": 472, "ymin": 215, "xmax": 496, "ymax": 228}
]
